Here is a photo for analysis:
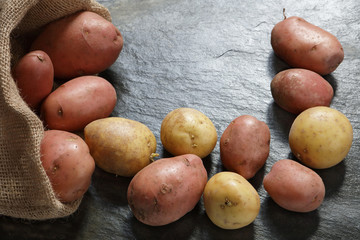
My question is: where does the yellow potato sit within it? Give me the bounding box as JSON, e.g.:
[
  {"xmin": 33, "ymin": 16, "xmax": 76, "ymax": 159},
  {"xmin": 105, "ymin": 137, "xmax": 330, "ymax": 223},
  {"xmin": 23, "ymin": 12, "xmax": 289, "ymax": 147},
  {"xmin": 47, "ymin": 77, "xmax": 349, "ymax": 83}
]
[
  {"xmin": 160, "ymin": 108, "xmax": 218, "ymax": 158},
  {"xmin": 84, "ymin": 117, "xmax": 157, "ymax": 177},
  {"xmin": 203, "ymin": 171, "xmax": 260, "ymax": 230},
  {"xmin": 289, "ymin": 106, "xmax": 353, "ymax": 169}
]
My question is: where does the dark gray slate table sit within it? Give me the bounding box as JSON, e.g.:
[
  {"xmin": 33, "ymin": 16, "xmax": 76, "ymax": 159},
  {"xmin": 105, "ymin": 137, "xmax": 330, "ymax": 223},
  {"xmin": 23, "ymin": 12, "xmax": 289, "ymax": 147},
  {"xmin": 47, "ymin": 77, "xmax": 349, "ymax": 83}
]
[{"xmin": 1, "ymin": 0, "xmax": 359, "ymax": 239}]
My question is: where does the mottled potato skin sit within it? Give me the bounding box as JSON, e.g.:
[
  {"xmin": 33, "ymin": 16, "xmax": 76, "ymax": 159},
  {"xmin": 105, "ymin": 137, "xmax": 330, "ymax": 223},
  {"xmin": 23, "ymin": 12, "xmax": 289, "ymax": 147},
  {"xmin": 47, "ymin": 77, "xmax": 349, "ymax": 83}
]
[
  {"xmin": 84, "ymin": 117, "xmax": 157, "ymax": 177},
  {"xmin": 203, "ymin": 171, "xmax": 260, "ymax": 229},
  {"xmin": 289, "ymin": 106, "xmax": 353, "ymax": 169},
  {"xmin": 12, "ymin": 50, "xmax": 54, "ymax": 109},
  {"xmin": 220, "ymin": 115, "xmax": 270, "ymax": 179},
  {"xmin": 40, "ymin": 130, "xmax": 95, "ymax": 203},
  {"xmin": 41, "ymin": 76, "xmax": 116, "ymax": 132},
  {"xmin": 31, "ymin": 11, "xmax": 123, "ymax": 79},
  {"xmin": 127, "ymin": 154, "xmax": 208, "ymax": 226},
  {"xmin": 271, "ymin": 16, "xmax": 344, "ymax": 75},
  {"xmin": 160, "ymin": 108, "xmax": 218, "ymax": 158},
  {"xmin": 271, "ymin": 68, "xmax": 334, "ymax": 114},
  {"xmin": 263, "ymin": 159, "xmax": 325, "ymax": 212}
]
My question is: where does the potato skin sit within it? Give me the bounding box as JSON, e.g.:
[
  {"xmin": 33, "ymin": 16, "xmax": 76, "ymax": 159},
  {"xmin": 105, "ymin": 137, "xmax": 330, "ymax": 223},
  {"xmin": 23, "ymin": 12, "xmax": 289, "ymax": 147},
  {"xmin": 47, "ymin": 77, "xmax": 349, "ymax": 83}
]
[
  {"xmin": 289, "ymin": 106, "xmax": 353, "ymax": 169},
  {"xmin": 12, "ymin": 50, "xmax": 54, "ymax": 109},
  {"xmin": 40, "ymin": 130, "xmax": 95, "ymax": 203},
  {"xmin": 203, "ymin": 171, "xmax": 260, "ymax": 229},
  {"xmin": 84, "ymin": 117, "xmax": 157, "ymax": 177},
  {"xmin": 127, "ymin": 154, "xmax": 208, "ymax": 226},
  {"xmin": 220, "ymin": 115, "xmax": 270, "ymax": 179},
  {"xmin": 271, "ymin": 68, "xmax": 333, "ymax": 114},
  {"xmin": 41, "ymin": 76, "xmax": 116, "ymax": 132},
  {"xmin": 263, "ymin": 159, "xmax": 325, "ymax": 212},
  {"xmin": 31, "ymin": 11, "xmax": 123, "ymax": 79},
  {"xmin": 271, "ymin": 16, "xmax": 344, "ymax": 75},
  {"xmin": 160, "ymin": 108, "xmax": 218, "ymax": 158}
]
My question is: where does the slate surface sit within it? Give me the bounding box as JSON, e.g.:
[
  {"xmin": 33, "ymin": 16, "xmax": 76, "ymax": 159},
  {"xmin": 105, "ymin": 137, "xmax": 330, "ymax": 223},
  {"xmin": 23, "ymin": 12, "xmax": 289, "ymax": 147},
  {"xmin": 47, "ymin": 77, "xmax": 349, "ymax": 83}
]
[{"xmin": 1, "ymin": 0, "xmax": 360, "ymax": 239}]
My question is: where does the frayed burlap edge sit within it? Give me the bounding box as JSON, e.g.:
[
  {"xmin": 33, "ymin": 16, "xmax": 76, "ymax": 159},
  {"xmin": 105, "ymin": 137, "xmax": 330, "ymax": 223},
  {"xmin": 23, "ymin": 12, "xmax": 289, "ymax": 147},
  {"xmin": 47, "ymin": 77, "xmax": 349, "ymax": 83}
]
[{"xmin": 0, "ymin": 0, "xmax": 111, "ymax": 220}]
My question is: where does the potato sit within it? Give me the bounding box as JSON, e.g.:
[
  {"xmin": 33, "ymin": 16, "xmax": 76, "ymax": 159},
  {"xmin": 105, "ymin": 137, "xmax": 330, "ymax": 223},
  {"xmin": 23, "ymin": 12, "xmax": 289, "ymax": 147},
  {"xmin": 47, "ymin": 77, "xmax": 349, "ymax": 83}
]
[
  {"xmin": 203, "ymin": 171, "xmax": 260, "ymax": 230},
  {"xmin": 271, "ymin": 16, "xmax": 344, "ymax": 75},
  {"xmin": 271, "ymin": 68, "xmax": 334, "ymax": 114},
  {"xmin": 31, "ymin": 11, "xmax": 123, "ymax": 79},
  {"xmin": 263, "ymin": 159, "xmax": 325, "ymax": 212},
  {"xmin": 84, "ymin": 117, "xmax": 157, "ymax": 177},
  {"xmin": 289, "ymin": 106, "xmax": 353, "ymax": 169},
  {"xmin": 160, "ymin": 108, "xmax": 218, "ymax": 158},
  {"xmin": 40, "ymin": 130, "xmax": 95, "ymax": 203},
  {"xmin": 41, "ymin": 75, "xmax": 117, "ymax": 132},
  {"xmin": 220, "ymin": 115, "xmax": 270, "ymax": 179},
  {"xmin": 127, "ymin": 154, "xmax": 207, "ymax": 226},
  {"xmin": 12, "ymin": 50, "xmax": 54, "ymax": 109}
]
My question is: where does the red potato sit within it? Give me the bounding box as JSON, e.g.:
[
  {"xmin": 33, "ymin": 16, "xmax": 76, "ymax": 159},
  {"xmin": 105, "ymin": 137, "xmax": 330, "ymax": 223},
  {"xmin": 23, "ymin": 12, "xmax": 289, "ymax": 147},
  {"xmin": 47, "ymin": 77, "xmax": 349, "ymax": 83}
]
[
  {"xmin": 41, "ymin": 75, "xmax": 117, "ymax": 132},
  {"xmin": 12, "ymin": 50, "xmax": 54, "ymax": 109},
  {"xmin": 220, "ymin": 115, "xmax": 270, "ymax": 179},
  {"xmin": 271, "ymin": 68, "xmax": 334, "ymax": 114},
  {"xmin": 40, "ymin": 130, "xmax": 95, "ymax": 203},
  {"xmin": 31, "ymin": 11, "xmax": 123, "ymax": 79},
  {"xmin": 263, "ymin": 159, "xmax": 325, "ymax": 212},
  {"xmin": 271, "ymin": 16, "xmax": 344, "ymax": 75},
  {"xmin": 127, "ymin": 154, "xmax": 208, "ymax": 226}
]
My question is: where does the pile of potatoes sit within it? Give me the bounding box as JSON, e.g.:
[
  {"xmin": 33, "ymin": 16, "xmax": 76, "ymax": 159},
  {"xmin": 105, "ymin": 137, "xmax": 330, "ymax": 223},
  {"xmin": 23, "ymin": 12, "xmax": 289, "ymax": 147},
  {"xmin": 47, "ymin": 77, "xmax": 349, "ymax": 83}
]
[
  {"xmin": 13, "ymin": 9, "xmax": 353, "ymax": 231},
  {"xmin": 265, "ymin": 13, "xmax": 353, "ymax": 215},
  {"xmin": 122, "ymin": 13, "xmax": 354, "ymax": 229},
  {"xmin": 12, "ymin": 11, "xmax": 123, "ymax": 203}
]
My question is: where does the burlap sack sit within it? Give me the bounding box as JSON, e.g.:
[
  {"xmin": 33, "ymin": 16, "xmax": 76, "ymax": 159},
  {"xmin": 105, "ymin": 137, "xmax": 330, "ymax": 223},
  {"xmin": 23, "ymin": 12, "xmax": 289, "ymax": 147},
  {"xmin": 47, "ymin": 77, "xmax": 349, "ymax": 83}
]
[{"xmin": 0, "ymin": 0, "xmax": 111, "ymax": 220}]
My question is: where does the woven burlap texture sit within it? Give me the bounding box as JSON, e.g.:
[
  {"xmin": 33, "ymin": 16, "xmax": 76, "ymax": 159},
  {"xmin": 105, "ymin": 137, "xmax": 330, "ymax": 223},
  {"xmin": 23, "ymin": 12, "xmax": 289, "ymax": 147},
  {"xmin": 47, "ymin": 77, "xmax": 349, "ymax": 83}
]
[{"xmin": 0, "ymin": 0, "xmax": 111, "ymax": 220}]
